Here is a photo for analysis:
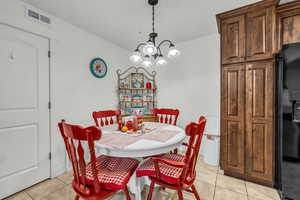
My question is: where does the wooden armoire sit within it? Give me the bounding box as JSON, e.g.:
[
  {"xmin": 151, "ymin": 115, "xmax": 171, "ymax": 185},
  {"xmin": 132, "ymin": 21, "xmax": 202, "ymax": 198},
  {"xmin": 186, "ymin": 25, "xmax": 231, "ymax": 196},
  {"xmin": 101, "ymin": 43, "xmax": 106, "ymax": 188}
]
[
  {"xmin": 217, "ymin": 0, "xmax": 277, "ymax": 186},
  {"xmin": 217, "ymin": 0, "xmax": 300, "ymax": 187}
]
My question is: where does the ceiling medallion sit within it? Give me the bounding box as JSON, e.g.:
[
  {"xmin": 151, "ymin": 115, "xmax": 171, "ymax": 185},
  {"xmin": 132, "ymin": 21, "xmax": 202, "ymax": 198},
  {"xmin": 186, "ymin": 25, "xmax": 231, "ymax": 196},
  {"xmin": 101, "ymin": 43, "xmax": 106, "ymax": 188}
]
[{"xmin": 129, "ymin": 0, "xmax": 181, "ymax": 67}]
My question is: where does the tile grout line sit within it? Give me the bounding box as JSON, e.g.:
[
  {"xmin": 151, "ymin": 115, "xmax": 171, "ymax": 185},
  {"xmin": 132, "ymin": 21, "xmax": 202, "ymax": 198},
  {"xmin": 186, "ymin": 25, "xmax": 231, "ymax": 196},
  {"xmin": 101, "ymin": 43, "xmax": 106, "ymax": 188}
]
[
  {"xmin": 213, "ymin": 169, "xmax": 219, "ymax": 200},
  {"xmin": 245, "ymin": 181, "xmax": 249, "ymax": 200},
  {"xmin": 24, "ymin": 191, "xmax": 34, "ymax": 200},
  {"xmin": 214, "ymin": 169, "xmax": 251, "ymax": 199},
  {"xmin": 53, "ymin": 177, "xmax": 69, "ymax": 185}
]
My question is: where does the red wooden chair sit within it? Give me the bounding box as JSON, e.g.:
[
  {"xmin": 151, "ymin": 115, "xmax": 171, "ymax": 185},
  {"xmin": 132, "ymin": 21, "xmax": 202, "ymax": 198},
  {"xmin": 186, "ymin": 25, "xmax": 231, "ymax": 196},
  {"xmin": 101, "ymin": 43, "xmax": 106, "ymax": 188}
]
[
  {"xmin": 58, "ymin": 120, "xmax": 139, "ymax": 200},
  {"xmin": 152, "ymin": 108, "xmax": 180, "ymax": 125},
  {"xmin": 136, "ymin": 116, "xmax": 206, "ymax": 200},
  {"xmin": 92, "ymin": 110, "xmax": 121, "ymax": 127}
]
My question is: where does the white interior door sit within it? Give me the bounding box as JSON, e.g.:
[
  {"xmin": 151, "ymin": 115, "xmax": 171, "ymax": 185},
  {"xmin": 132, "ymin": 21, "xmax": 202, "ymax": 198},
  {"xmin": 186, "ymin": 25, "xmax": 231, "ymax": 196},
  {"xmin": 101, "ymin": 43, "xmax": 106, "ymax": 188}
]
[{"xmin": 0, "ymin": 24, "xmax": 50, "ymax": 199}]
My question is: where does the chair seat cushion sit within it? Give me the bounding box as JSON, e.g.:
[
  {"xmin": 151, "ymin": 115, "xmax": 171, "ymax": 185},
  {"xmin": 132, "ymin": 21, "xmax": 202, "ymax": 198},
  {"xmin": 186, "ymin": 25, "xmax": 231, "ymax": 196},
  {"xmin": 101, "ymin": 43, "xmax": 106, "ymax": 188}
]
[
  {"xmin": 136, "ymin": 153, "xmax": 185, "ymax": 185},
  {"xmin": 85, "ymin": 155, "xmax": 139, "ymax": 190}
]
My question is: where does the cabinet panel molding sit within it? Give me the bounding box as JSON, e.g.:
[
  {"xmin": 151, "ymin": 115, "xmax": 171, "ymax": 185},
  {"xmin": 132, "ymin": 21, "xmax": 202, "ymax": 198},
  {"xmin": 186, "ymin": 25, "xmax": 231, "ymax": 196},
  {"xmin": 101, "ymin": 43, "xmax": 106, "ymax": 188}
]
[
  {"xmin": 221, "ymin": 16, "xmax": 245, "ymax": 64},
  {"xmin": 221, "ymin": 64, "xmax": 245, "ymax": 176},
  {"xmin": 245, "ymin": 61, "xmax": 274, "ymax": 186},
  {"xmin": 246, "ymin": 7, "xmax": 275, "ymax": 61}
]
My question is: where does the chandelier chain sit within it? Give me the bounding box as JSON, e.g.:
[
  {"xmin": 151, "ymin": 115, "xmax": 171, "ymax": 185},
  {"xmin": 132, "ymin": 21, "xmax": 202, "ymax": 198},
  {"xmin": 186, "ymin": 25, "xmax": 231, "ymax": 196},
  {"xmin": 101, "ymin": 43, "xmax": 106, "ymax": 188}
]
[
  {"xmin": 129, "ymin": 0, "xmax": 180, "ymax": 66},
  {"xmin": 152, "ymin": 5, "xmax": 155, "ymax": 33}
]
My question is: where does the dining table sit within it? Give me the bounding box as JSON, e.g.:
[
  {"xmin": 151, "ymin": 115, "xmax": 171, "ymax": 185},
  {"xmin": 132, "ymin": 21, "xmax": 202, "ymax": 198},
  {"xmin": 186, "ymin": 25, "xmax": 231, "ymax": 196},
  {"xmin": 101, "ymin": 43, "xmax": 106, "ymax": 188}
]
[{"xmin": 94, "ymin": 122, "xmax": 186, "ymax": 200}]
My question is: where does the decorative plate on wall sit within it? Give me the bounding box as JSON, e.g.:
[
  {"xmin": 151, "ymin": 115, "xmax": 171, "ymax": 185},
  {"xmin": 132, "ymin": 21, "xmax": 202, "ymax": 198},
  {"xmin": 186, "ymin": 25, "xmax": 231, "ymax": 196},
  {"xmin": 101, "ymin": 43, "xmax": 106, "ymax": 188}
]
[{"xmin": 90, "ymin": 58, "xmax": 108, "ymax": 78}]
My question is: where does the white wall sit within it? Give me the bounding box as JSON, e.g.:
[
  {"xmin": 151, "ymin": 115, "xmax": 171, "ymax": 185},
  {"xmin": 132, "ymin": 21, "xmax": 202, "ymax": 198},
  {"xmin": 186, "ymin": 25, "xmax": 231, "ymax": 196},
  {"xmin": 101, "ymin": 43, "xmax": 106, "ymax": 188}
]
[
  {"xmin": 0, "ymin": 0, "xmax": 130, "ymax": 177},
  {"xmin": 155, "ymin": 34, "xmax": 220, "ymax": 133},
  {"xmin": 154, "ymin": 34, "xmax": 221, "ymax": 156}
]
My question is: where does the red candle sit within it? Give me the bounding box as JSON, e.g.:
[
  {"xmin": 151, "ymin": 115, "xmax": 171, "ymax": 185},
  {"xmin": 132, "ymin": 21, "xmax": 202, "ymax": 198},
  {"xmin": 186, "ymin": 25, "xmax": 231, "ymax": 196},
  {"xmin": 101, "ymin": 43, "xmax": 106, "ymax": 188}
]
[{"xmin": 146, "ymin": 82, "xmax": 152, "ymax": 89}]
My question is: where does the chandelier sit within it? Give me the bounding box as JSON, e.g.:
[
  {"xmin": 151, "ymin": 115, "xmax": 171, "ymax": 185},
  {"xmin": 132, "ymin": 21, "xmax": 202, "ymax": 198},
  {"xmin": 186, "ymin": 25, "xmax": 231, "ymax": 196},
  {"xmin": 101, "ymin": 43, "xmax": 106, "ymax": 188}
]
[{"xmin": 129, "ymin": 0, "xmax": 181, "ymax": 67}]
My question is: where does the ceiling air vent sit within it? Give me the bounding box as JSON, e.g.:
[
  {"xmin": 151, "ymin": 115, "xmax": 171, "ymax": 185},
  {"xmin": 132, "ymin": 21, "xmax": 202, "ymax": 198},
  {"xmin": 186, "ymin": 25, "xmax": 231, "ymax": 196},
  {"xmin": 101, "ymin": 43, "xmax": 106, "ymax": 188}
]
[
  {"xmin": 40, "ymin": 15, "xmax": 51, "ymax": 24},
  {"xmin": 26, "ymin": 8, "xmax": 51, "ymax": 25},
  {"xmin": 27, "ymin": 9, "xmax": 39, "ymax": 20}
]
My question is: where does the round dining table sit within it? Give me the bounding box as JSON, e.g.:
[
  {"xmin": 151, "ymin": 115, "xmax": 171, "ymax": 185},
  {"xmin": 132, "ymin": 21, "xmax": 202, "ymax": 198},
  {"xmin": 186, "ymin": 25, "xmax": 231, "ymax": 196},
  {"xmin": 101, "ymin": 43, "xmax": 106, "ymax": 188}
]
[{"xmin": 94, "ymin": 122, "xmax": 186, "ymax": 200}]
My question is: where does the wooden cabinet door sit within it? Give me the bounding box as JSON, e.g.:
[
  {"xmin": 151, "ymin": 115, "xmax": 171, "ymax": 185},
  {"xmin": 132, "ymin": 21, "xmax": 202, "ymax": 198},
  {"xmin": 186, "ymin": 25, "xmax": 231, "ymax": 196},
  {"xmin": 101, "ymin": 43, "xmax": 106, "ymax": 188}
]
[
  {"xmin": 245, "ymin": 61, "xmax": 274, "ymax": 186},
  {"xmin": 246, "ymin": 7, "xmax": 275, "ymax": 61},
  {"xmin": 221, "ymin": 16, "xmax": 245, "ymax": 64},
  {"xmin": 221, "ymin": 64, "xmax": 245, "ymax": 177}
]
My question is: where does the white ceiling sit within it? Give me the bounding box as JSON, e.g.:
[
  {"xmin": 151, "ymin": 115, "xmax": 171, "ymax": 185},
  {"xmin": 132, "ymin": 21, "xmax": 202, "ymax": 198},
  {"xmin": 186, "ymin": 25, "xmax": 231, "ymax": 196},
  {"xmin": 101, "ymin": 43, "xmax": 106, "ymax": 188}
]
[{"xmin": 22, "ymin": 0, "xmax": 261, "ymax": 50}]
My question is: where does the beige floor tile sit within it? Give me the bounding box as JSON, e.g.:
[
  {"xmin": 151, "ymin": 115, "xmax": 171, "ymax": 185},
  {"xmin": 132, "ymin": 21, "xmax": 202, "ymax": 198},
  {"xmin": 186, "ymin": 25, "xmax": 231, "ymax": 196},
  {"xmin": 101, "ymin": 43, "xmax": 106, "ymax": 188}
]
[
  {"xmin": 107, "ymin": 187, "xmax": 174, "ymax": 200},
  {"xmin": 248, "ymin": 196, "xmax": 267, "ymax": 200},
  {"xmin": 196, "ymin": 167, "xmax": 218, "ymax": 185},
  {"xmin": 214, "ymin": 187, "xmax": 248, "ymax": 200},
  {"xmin": 186, "ymin": 180, "xmax": 215, "ymax": 200},
  {"xmin": 216, "ymin": 174, "xmax": 246, "ymax": 194},
  {"xmin": 246, "ymin": 182, "xmax": 280, "ymax": 200},
  {"xmin": 218, "ymin": 169, "xmax": 224, "ymax": 175},
  {"xmin": 38, "ymin": 186, "xmax": 75, "ymax": 200},
  {"xmin": 143, "ymin": 186, "xmax": 175, "ymax": 200},
  {"xmin": 197, "ymin": 159, "xmax": 219, "ymax": 174},
  {"xmin": 4, "ymin": 192, "xmax": 32, "ymax": 200},
  {"xmin": 148, "ymin": 180, "xmax": 215, "ymax": 200},
  {"xmin": 25, "ymin": 179, "xmax": 66, "ymax": 200},
  {"xmin": 57, "ymin": 171, "xmax": 73, "ymax": 185}
]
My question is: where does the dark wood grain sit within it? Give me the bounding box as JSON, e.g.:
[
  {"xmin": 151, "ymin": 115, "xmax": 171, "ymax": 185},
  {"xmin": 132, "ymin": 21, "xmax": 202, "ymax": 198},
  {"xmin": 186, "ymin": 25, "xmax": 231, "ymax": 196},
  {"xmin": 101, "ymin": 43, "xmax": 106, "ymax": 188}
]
[
  {"xmin": 216, "ymin": 0, "xmax": 279, "ymax": 33},
  {"xmin": 283, "ymin": 15, "xmax": 300, "ymax": 44},
  {"xmin": 221, "ymin": 64, "xmax": 245, "ymax": 176},
  {"xmin": 277, "ymin": 1, "xmax": 300, "ymax": 50},
  {"xmin": 245, "ymin": 61, "xmax": 274, "ymax": 186},
  {"xmin": 221, "ymin": 16, "xmax": 245, "ymax": 64},
  {"xmin": 246, "ymin": 7, "xmax": 275, "ymax": 61}
]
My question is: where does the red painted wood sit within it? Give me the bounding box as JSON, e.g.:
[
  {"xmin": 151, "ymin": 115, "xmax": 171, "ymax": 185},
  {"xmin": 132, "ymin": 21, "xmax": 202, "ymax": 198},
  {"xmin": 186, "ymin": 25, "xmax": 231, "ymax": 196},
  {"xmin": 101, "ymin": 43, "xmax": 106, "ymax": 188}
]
[
  {"xmin": 147, "ymin": 182, "xmax": 155, "ymax": 200},
  {"xmin": 92, "ymin": 110, "xmax": 121, "ymax": 127},
  {"xmin": 152, "ymin": 108, "xmax": 180, "ymax": 125},
  {"xmin": 142, "ymin": 116, "xmax": 206, "ymax": 200},
  {"xmin": 58, "ymin": 120, "xmax": 132, "ymax": 200}
]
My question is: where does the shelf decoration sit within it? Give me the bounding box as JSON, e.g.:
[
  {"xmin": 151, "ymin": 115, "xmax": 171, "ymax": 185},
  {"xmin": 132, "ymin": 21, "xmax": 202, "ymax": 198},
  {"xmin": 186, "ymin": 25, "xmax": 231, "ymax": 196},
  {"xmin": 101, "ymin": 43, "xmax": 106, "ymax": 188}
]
[{"xmin": 117, "ymin": 67, "xmax": 157, "ymax": 117}]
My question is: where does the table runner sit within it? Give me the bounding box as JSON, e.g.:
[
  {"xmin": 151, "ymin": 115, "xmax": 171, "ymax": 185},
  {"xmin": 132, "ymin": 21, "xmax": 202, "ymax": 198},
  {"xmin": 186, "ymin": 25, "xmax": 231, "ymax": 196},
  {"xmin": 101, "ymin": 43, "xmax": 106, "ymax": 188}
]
[
  {"xmin": 98, "ymin": 134, "xmax": 139, "ymax": 148},
  {"xmin": 98, "ymin": 124, "xmax": 182, "ymax": 149}
]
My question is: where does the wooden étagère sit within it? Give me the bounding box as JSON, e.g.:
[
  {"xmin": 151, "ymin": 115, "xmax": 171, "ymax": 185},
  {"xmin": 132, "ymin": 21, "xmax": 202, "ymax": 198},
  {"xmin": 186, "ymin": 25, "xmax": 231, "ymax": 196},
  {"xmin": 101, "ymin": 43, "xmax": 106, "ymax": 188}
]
[{"xmin": 117, "ymin": 67, "xmax": 157, "ymax": 121}]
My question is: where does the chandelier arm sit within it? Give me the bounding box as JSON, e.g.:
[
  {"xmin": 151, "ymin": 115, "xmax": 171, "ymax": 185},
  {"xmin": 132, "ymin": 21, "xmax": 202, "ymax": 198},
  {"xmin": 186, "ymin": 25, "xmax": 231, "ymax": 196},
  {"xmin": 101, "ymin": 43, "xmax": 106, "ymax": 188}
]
[
  {"xmin": 135, "ymin": 43, "xmax": 147, "ymax": 51},
  {"xmin": 157, "ymin": 46, "xmax": 163, "ymax": 56},
  {"xmin": 157, "ymin": 40, "xmax": 174, "ymax": 49}
]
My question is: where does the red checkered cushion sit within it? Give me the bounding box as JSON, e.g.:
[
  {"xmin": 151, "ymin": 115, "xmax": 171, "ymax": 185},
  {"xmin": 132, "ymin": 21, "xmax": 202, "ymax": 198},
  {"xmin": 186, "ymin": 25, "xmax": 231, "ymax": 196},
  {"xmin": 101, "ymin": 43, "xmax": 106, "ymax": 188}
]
[
  {"xmin": 85, "ymin": 155, "xmax": 139, "ymax": 190},
  {"xmin": 136, "ymin": 153, "xmax": 185, "ymax": 185}
]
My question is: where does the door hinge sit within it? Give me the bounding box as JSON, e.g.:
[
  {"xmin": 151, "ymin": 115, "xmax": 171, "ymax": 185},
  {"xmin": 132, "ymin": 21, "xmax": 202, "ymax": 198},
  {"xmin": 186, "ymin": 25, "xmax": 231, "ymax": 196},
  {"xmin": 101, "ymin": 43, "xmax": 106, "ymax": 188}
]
[
  {"xmin": 48, "ymin": 101, "xmax": 51, "ymax": 109},
  {"xmin": 48, "ymin": 50, "xmax": 51, "ymax": 58},
  {"xmin": 49, "ymin": 152, "xmax": 52, "ymax": 160}
]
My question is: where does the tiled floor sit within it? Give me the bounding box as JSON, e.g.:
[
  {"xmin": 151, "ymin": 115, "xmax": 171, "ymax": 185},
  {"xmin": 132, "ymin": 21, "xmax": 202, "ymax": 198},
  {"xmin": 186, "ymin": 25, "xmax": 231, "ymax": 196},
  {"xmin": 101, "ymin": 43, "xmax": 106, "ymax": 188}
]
[{"xmin": 4, "ymin": 157, "xmax": 280, "ymax": 200}]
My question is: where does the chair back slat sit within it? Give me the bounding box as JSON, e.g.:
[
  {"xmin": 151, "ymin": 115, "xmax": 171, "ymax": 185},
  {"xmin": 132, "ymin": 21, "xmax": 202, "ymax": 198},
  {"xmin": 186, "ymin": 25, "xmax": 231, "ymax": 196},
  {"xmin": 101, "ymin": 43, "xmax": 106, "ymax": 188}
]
[
  {"xmin": 93, "ymin": 110, "xmax": 121, "ymax": 127},
  {"xmin": 153, "ymin": 108, "xmax": 180, "ymax": 125},
  {"xmin": 164, "ymin": 115, "xmax": 167, "ymax": 124},
  {"xmin": 160, "ymin": 115, "xmax": 163, "ymax": 123},
  {"xmin": 58, "ymin": 120, "xmax": 102, "ymax": 195},
  {"xmin": 77, "ymin": 141, "xmax": 86, "ymax": 186},
  {"xmin": 182, "ymin": 116, "xmax": 206, "ymax": 183},
  {"xmin": 69, "ymin": 139, "xmax": 81, "ymax": 184},
  {"xmin": 169, "ymin": 116, "xmax": 172, "ymax": 124}
]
